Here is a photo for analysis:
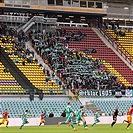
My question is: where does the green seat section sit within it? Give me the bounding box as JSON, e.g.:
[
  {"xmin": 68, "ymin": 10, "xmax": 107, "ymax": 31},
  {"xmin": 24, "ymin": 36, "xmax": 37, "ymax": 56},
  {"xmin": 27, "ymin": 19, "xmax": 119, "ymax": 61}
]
[
  {"xmin": 91, "ymin": 99, "xmax": 132, "ymax": 116},
  {"xmin": 1, "ymin": 100, "xmax": 92, "ymax": 118}
]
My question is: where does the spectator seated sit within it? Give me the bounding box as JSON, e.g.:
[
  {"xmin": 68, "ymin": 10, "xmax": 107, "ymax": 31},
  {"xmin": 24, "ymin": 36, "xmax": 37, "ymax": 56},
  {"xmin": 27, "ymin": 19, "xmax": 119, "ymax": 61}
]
[
  {"xmin": 0, "ymin": 34, "xmax": 62, "ymax": 95},
  {"xmin": 30, "ymin": 29, "xmax": 127, "ymax": 93}
]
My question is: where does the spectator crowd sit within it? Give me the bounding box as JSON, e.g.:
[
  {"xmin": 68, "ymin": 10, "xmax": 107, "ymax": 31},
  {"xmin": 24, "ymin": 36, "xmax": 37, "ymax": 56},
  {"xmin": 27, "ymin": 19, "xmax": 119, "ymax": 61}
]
[
  {"xmin": 29, "ymin": 28, "xmax": 132, "ymax": 92},
  {"xmin": 1, "ymin": 23, "xmax": 133, "ymax": 94}
]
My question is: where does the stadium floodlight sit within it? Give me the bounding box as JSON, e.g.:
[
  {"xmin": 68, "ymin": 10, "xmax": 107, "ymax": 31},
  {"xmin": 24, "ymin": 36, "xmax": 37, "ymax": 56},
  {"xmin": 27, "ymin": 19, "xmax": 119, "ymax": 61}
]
[
  {"xmin": 80, "ymin": 16, "xmax": 85, "ymax": 18},
  {"xmin": 108, "ymin": 18, "xmax": 113, "ymax": 20},
  {"xmin": 103, "ymin": 17, "xmax": 107, "ymax": 20},
  {"xmin": 65, "ymin": 18, "xmax": 70, "ymax": 19},
  {"xmin": 69, "ymin": 16, "xmax": 74, "ymax": 18},
  {"xmin": 114, "ymin": 18, "xmax": 119, "ymax": 20},
  {"xmin": 103, "ymin": 5, "xmax": 108, "ymax": 9},
  {"xmin": 118, "ymin": 18, "xmax": 124, "ymax": 20},
  {"xmin": 124, "ymin": 7, "xmax": 129, "ymax": 10},
  {"xmin": 125, "ymin": 19, "xmax": 130, "ymax": 21},
  {"xmin": 57, "ymin": 15, "xmax": 62, "ymax": 17}
]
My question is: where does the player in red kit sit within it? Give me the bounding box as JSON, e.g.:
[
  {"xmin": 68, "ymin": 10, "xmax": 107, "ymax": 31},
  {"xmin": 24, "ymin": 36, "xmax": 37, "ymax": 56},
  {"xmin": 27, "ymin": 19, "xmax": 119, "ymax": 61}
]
[
  {"xmin": 123, "ymin": 105, "xmax": 133, "ymax": 129},
  {"xmin": 0, "ymin": 109, "xmax": 9, "ymax": 128},
  {"xmin": 39, "ymin": 111, "xmax": 46, "ymax": 126}
]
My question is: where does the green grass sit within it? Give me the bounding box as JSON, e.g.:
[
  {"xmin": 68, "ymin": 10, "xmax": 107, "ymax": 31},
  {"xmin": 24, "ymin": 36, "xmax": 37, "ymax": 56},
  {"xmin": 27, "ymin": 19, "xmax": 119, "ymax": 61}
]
[{"xmin": 0, "ymin": 124, "xmax": 133, "ymax": 133}]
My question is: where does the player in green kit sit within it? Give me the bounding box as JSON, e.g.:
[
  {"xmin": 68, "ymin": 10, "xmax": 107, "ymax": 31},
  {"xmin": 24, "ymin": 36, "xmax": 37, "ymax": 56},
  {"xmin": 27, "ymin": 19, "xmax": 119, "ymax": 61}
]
[
  {"xmin": 20, "ymin": 110, "xmax": 29, "ymax": 129},
  {"xmin": 92, "ymin": 110, "xmax": 100, "ymax": 127},
  {"xmin": 58, "ymin": 102, "xmax": 77, "ymax": 131},
  {"xmin": 75, "ymin": 106, "xmax": 88, "ymax": 130}
]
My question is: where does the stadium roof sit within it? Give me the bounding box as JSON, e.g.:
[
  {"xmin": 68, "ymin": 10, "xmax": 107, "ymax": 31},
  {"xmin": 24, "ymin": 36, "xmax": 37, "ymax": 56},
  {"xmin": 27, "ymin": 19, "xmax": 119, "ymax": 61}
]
[{"xmin": 101, "ymin": 0, "xmax": 133, "ymax": 4}]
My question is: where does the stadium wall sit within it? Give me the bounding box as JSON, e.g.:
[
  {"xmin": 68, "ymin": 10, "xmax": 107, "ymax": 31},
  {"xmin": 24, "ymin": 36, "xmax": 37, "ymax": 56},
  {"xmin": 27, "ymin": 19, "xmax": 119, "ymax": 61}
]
[
  {"xmin": 80, "ymin": 97, "xmax": 133, "ymax": 105},
  {"xmin": 0, "ymin": 95, "xmax": 69, "ymax": 101},
  {"xmin": 0, "ymin": 116, "xmax": 132, "ymax": 127},
  {"xmin": 107, "ymin": 3, "xmax": 130, "ymax": 14}
]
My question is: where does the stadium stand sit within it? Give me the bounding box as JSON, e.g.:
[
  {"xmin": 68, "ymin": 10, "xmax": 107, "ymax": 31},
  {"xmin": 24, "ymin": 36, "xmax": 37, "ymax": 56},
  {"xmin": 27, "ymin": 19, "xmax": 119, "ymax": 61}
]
[
  {"xmin": 1, "ymin": 100, "xmax": 93, "ymax": 118},
  {"xmin": 91, "ymin": 99, "xmax": 132, "ymax": 116},
  {"xmin": 63, "ymin": 27, "xmax": 132, "ymax": 86},
  {"xmin": 30, "ymin": 29, "xmax": 127, "ymax": 92},
  {"xmin": 0, "ymin": 39, "xmax": 62, "ymax": 95},
  {"xmin": 0, "ymin": 37, "xmax": 25, "ymax": 94},
  {"xmin": 31, "ymin": 27, "xmax": 133, "ymax": 92},
  {"xmin": 0, "ymin": 1, "xmax": 133, "ymax": 127},
  {"xmin": 1, "ymin": 99, "xmax": 132, "ymax": 117},
  {"xmin": 0, "ymin": 61, "xmax": 24, "ymax": 94},
  {"xmin": 0, "ymin": 24, "xmax": 132, "ymax": 95},
  {"xmin": 106, "ymin": 29, "xmax": 133, "ymax": 61}
]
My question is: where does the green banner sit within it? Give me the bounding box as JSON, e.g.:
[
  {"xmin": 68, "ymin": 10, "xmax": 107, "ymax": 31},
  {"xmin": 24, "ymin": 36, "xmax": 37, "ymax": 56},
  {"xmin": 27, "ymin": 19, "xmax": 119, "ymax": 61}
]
[
  {"xmin": 77, "ymin": 89, "xmax": 133, "ymax": 97},
  {"xmin": 77, "ymin": 90, "xmax": 113, "ymax": 97}
]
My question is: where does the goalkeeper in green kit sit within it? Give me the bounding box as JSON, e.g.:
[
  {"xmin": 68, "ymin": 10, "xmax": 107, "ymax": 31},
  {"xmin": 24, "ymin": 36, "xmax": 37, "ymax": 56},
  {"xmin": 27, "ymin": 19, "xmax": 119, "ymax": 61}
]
[
  {"xmin": 20, "ymin": 110, "xmax": 30, "ymax": 129},
  {"xmin": 92, "ymin": 110, "xmax": 100, "ymax": 127},
  {"xmin": 58, "ymin": 102, "xmax": 77, "ymax": 131}
]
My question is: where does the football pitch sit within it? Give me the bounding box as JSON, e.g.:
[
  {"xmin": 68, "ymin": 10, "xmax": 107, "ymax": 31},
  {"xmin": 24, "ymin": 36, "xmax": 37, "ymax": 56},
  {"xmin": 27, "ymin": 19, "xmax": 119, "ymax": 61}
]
[{"xmin": 0, "ymin": 124, "xmax": 132, "ymax": 133}]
